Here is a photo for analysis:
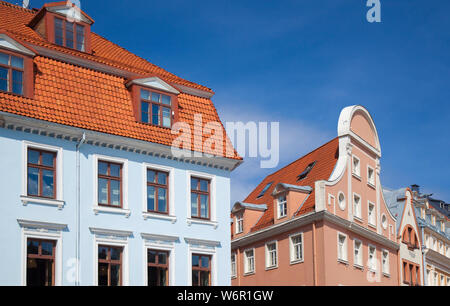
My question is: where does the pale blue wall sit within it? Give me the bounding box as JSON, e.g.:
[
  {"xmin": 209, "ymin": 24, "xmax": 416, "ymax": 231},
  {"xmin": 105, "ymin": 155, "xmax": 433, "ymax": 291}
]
[{"xmin": 0, "ymin": 127, "xmax": 231, "ymax": 286}]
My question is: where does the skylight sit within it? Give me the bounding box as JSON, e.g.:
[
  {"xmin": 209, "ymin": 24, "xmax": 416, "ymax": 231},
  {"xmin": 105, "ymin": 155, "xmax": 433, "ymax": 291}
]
[
  {"xmin": 257, "ymin": 182, "xmax": 273, "ymax": 198},
  {"xmin": 297, "ymin": 162, "xmax": 316, "ymax": 181}
]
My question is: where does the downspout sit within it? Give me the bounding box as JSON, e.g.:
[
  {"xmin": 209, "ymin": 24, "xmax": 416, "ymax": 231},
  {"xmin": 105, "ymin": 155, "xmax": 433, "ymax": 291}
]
[
  {"xmin": 421, "ymin": 226, "xmax": 427, "ymax": 286},
  {"xmin": 312, "ymin": 221, "xmax": 318, "ymax": 286},
  {"xmin": 75, "ymin": 132, "xmax": 86, "ymax": 286}
]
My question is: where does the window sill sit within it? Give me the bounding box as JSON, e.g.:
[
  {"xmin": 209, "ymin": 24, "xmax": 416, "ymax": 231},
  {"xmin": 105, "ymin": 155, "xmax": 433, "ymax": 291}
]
[
  {"xmin": 353, "ymin": 263, "xmax": 364, "ymax": 270},
  {"xmin": 383, "ymin": 272, "xmax": 390, "ymax": 278},
  {"xmin": 368, "ymin": 223, "xmax": 377, "ymax": 230},
  {"xmin": 337, "ymin": 258, "xmax": 349, "ymax": 265},
  {"xmin": 367, "ymin": 182, "xmax": 376, "ymax": 189},
  {"xmin": 353, "ymin": 216, "xmax": 364, "ymax": 223},
  {"xmin": 20, "ymin": 195, "xmax": 65, "ymax": 210},
  {"xmin": 265, "ymin": 266, "xmax": 278, "ymax": 271},
  {"xmin": 243, "ymin": 271, "xmax": 255, "ymax": 277},
  {"xmin": 187, "ymin": 218, "xmax": 218, "ymax": 229},
  {"xmin": 290, "ymin": 259, "xmax": 304, "ymax": 266},
  {"xmin": 352, "ymin": 173, "xmax": 362, "ymax": 181},
  {"xmin": 143, "ymin": 212, "xmax": 176, "ymax": 223},
  {"xmin": 93, "ymin": 206, "xmax": 130, "ymax": 217}
]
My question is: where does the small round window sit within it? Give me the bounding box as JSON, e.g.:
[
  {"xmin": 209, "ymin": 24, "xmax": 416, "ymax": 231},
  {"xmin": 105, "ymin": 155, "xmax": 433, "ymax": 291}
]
[
  {"xmin": 382, "ymin": 214, "xmax": 387, "ymax": 229},
  {"xmin": 338, "ymin": 192, "xmax": 346, "ymax": 210}
]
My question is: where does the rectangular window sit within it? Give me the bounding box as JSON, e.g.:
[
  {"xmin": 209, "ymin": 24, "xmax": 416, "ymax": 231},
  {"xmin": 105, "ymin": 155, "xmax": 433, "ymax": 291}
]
[
  {"xmin": 244, "ymin": 249, "xmax": 255, "ymax": 274},
  {"xmin": 147, "ymin": 249, "xmax": 168, "ymax": 286},
  {"xmin": 290, "ymin": 234, "xmax": 303, "ymax": 263},
  {"xmin": 382, "ymin": 250, "xmax": 389, "ymax": 275},
  {"xmin": 354, "ymin": 240, "xmax": 362, "ymax": 267},
  {"xmin": 192, "ymin": 254, "xmax": 211, "ymax": 286},
  {"xmin": 0, "ymin": 51, "xmax": 24, "ymax": 95},
  {"xmin": 26, "ymin": 239, "xmax": 55, "ymax": 286},
  {"xmin": 190, "ymin": 177, "xmax": 210, "ymax": 220},
  {"xmin": 231, "ymin": 253, "xmax": 236, "ymax": 278},
  {"xmin": 140, "ymin": 89, "xmax": 172, "ymax": 128},
  {"xmin": 368, "ymin": 202, "xmax": 376, "ymax": 226},
  {"xmin": 353, "ymin": 194, "xmax": 361, "ymax": 219},
  {"xmin": 236, "ymin": 215, "xmax": 243, "ymax": 234},
  {"xmin": 367, "ymin": 166, "xmax": 375, "ymax": 186},
  {"xmin": 54, "ymin": 17, "xmax": 86, "ymax": 51},
  {"xmin": 98, "ymin": 161, "xmax": 122, "ymax": 208},
  {"xmin": 338, "ymin": 233, "xmax": 347, "ymax": 262},
  {"xmin": 98, "ymin": 245, "xmax": 122, "ymax": 286},
  {"xmin": 352, "ymin": 156, "xmax": 360, "ymax": 177},
  {"xmin": 277, "ymin": 196, "xmax": 287, "ymax": 219},
  {"xmin": 27, "ymin": 148, "xmax": 56, "ymax": 199},
  {"xmin": 368, "ymin": 246, "xmax": 376, "ymax": 271},
  {"xmin": 147, "ymin": 169, "xmax": 168, "ymax": 214},
  {"xmin": 266, "ymin": 242, "xmax": 277, "ymax": 269}
]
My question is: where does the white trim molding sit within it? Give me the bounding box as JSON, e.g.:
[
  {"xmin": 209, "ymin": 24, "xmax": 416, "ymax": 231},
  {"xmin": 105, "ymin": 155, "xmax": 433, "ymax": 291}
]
[
  {"xmin": 186, "ymin": 170, "xmax": 217, "ymax": 227},
  {"xmin": 289, "ymin": 232, "xmax": 305, "ymax": 265},
  {"xmin": 92, "ymin": 154, "xmax": 130, "ymax": 217},
  {"xmin": 0, "ymin": 33, "xmax": 35, "ymax": 56},
  {"xmin": 22, "ymin": 141, "xmax": 64, "ymax": 209},
  {"xmin": 126, "ymin": 77, "xmax": 181, "ymax": 95},
  {"xmin": 185, "ymin": 237, "xmax": 219, "ymax": 286},
  {"xmin": 18, "ymin": 219, "xmax": 66, "ymax": 286}
]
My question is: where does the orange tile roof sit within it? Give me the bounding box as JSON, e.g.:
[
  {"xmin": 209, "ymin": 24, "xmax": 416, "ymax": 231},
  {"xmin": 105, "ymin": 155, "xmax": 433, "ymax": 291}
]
[
  {"xmin": 0, "ymin": 1, "xmax": 240, "ymax": 160},
  {"xmin": 244, "ymin": 138, "xmax": 340, "ymax": 232}
]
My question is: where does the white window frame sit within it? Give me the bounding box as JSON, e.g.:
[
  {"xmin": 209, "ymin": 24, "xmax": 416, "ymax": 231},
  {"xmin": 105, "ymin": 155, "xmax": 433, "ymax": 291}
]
[
  {"xmin": 353, "ymin": 239, "xmax": 363, "ymax": 268},
  {"xmin": 21, "ymin": 141, "xmax": 64, "ymax": 209},
  {"xmin": 186, "ymin": 170, "xmax": 217, "ymax": 228},
  {"xmin": 91, "ymin": 228, "xmax": 131, "ymax": 286},
  {"xmin": 92, "ymin": 154, "xmax": 130, "ymax": 217},
  {"xmin": 338, "ymin": 191, "xmax": 346, "ymax": 211},
  {"xmin": 277, "ymin": 196, "xmax": 287, "ymax": 219},
  {"xmin": 265, "ymin": 241, "xmax": 278, "ymax": 270},
  {"xmin": 19, "ymin": 220, "xmax": 65, "ymax": 286},
  {"xmin": 352, "ymin": 155, "xmax": 361, "ymax": 178},
  {"xmin": 367, "ymin": 165, "xmax": 375, "ymax": 187},
  {"xmin": 289, "ymin": 233, "xmax": 304, "ymax": 264},
  {"xmin": 337, "ymin": 232, "xmax": 348, "ymax": 263},
  {"xmin": 244, "ymin": 248, "xmax": 255, "ymax": 275},
  {"xmin": 382, "ymin": 249, "xmax": 390, "ymax": 276},
  {"xmin": 185, "ymin": 238, "xmax": 218, "ymax": 286},
  {"xmin": 353, "ymin": 193, "xmax": 362, "ymax": 220},
  {"xmin": 235, "ymin": 215, "xmax": 243, "ymax": 234},
  {"xmin": 368, "ymin": 201, "xmax": 376, "ymax": 227},
  {"xmin": 142, "ymin": 163, "xmax": 176, "ymax": 223},
  {"xmin": 368, "ymin": 244, "xmax": 377, "ymax": 272},
  {"xmin": 141, "ymin": 233, "xmax": 177, "ymax": 286},
  {"xmin": 231, "ymin": 253, "xmax": 237, "ymax": 279}
]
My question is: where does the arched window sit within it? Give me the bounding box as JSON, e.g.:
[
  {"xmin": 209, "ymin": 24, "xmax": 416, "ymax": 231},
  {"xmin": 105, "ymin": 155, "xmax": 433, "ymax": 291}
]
[{"xmin": 402, "ymin": 226, "xmax": 419, "ymax": 249}]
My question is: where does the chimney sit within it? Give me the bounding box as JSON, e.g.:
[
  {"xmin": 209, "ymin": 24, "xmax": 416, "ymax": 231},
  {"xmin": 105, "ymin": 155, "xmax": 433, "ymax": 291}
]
[{"xmin": 411, "ymin": 184, "xmax": 420, "ymax": 194}]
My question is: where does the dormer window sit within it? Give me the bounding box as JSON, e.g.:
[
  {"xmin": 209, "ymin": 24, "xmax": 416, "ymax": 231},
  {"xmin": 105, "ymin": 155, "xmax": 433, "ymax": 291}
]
[
  {"xmin": 54, "ymin": 17, "xmax": 85, "ymax": 51},
  {"xmin": 0, "ymin": 52, "xmax": 23, "ymax": 95},
  {"xmin": 140, "ymin": 89, "xmax": 172, "ymax": 128},
  {"xmin": 277, "ymin": 196, "xmax": 287, "ymax": 219}
]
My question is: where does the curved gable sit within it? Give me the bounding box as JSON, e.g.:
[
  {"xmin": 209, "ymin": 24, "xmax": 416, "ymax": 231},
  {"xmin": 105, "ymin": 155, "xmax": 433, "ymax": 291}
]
[{"xmin": 350, "ymin": 110, "xmax": 377, "ymax": 149}]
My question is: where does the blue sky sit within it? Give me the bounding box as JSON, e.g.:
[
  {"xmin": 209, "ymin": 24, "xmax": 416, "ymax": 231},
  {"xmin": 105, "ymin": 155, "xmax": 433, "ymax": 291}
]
[{"xmin": 15, "ymin": 0, "xmax": 450, "ymax": 203}]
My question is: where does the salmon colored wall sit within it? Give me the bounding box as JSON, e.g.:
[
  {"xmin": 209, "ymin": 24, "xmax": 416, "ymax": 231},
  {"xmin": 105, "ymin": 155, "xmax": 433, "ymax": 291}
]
[
  {"xmin": 273, "ymin": 190, "xmax": 309, "ymax": 225},
  {"xmin": 232, "ymin": 208, "xmax": 265, "ymax": 238},
  {"xmin": 350, "ymin": 111, "xmax": 377, "ymax": 149}
]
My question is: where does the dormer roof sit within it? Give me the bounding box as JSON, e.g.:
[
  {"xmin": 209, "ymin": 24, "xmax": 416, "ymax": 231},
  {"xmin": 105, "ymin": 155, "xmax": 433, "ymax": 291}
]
[
  {"xmin": 28, "ymin": 1, "xmax": 94, "ymax": 28},
  {"xmin": 126, "ymin": 76, "xmax": 181, "ymax": 95}
]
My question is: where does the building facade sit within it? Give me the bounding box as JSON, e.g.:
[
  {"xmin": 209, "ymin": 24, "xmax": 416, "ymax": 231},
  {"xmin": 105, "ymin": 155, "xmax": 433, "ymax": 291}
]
[
  {"xmin": 0, "ymin": 1, "xmax": 241, "ymax": 286},
  {"xmin": 231, "ymin": 105, "xmax": 400, "ymax": 286},
  {"xmin": 385, "ymin": 186, "xmax": 450, "ymax": 286}
]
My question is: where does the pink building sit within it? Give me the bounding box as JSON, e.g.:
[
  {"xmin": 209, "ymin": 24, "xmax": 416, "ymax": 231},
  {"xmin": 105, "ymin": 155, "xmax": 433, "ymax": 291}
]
[{"xmin": 231, "ymin": 105, "xmax": 400, "ymax": 286}]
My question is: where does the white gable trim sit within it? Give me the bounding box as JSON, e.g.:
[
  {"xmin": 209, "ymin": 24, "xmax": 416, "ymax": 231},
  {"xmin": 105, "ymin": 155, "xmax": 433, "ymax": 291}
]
[
  {"xmin": 47, "ymin": 6, "xmax": 93, "ymax": 25},
  {"xmin": 126, "ymin": 77, "xmax": 180, "ymax": 95},
  {"xmin": 0, "ymin": 34, "xmax": 35, "ymax": 56}
]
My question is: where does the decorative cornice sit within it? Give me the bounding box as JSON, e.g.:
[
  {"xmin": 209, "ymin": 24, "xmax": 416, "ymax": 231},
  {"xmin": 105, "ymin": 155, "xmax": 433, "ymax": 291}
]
[
  {"xmin": 17, "ymin": 219, "xmax": 67, "ymax": 231},
  {"xmin": 184, "ymin": 237, "xmax": 221, "ymax": 247},
  {"xmin": 141, "ymin": 233, "xmax": 179, "ymax": 242},
  {"xmin": 89, "ymin": 227, "xmax": 133, "ymax": 238}
]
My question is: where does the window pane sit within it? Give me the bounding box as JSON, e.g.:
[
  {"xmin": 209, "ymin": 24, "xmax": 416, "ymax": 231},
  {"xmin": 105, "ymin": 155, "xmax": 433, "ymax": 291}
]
[
  {"xmin": 148, "ymin": 267, "xmax": 158, "ymax": 286},
  {"xmin": 66, "ymin": 22, "xmax": 74, "ymax": 48},
  {"xmin": 157, "ymin": 172, "xmax": 167, "ymax": 185},
  {"xmin": 0, "ymin": 53, "xmax": 8, "ymax": 65},
  {"xmin": 200, "ymin": 271, "xmax": 210, "ymax": 286},
  {"xmin": 158, "ymin": 252, "xmax": 167, "ymax": 265},
  {"xmin": 76, "ymin": 24, "xmax": 85, "ymax": 51},
  {"xmin": 0, "ymin": 67, "xmax": 8, "ymax": 91},
  {"xmin": 162, "ymin": 108, "xmax": 171, "ymax": 127},
  {"xmin": 141, "ymin": 102, "xmax": 149, "ymax": 123},
  {"xmin": 98, "ymin": 162, "xmax": 108, "ymax": 175},
  {"xmin": 161, "ymin": 95, "xmax": 171, "ymax": 105},
  {"xmin": 148, "ymin": 250, "xmax": 156, "ymax": 264},
  {"xmin": 54, "ymin": 18, "xmax": 64, "ymax": 46},
  {"xmin": 192, "ymin": 270, "xmax": 199, "ymax": 286},
  {"xmin": 110, "ymin": 180, "xmax": 121, "ymax": 206},
  {"xmin": 147, "ymin": 186, "xmax": 155, "ymax": 211},
  {"xmin": 27, "ymin": 167, "xmax": 39, "ymax": 196},
  {"xmin": 28, "ymin": 149, "xmax": 40, "ymax": 164},
  {"xmin": 158, "ymin": 268, "xmax": 167, "ymax": 286},
  {"xmin": 152, "ymin": 104, "xmax": 160, "ymax": 125},
  {"xmin": 158, "ymin": 188, "xmax": 167, "ymax": 213},
  {"xmin": 27, "ymin": 258, "xmax": 53, "ymax": 286},
  {"xmin": 200, "ymin": 194, "xmax": 209, "ymax": 218},
  {"xmin": 12, "ymin": 70, "xmax": 23, "ymax": 95},
  {"xmin": 41, "ymin": 241, "xmax": 53, "ymax": 256},
  {"xmin": 191, "ymin": 178, "xmax": 199, "ymax": 190},
  {"xmin": 192, "ymin": 255, "xmax": 200, "ymax": 267},
  {"xmin": 41, "ymin": 152, "xmax": 54, "ymax": 167},
  {"xmin": 110, "ymin": 164, "xmax": 121, "ymax": 177},
  {"xmin": 98, "ymin": 247, "xmax": 108, "ymax": 260},
  {"xmin": 147, "ymin": 170, "xmax": 156, "ymax": 183},
  {"xmin": 42, "ymin": 170, "xmax": 54, "ymax": 198},
  {"xmin": 191, "ymin": 193, "xmax": 198, "ymax": 217},
  {"xmin": 27, "ymin": 240, "xmax": 39, "ymax": 255},
  {"xmin": 11, "ymin": 56, "xmax": 23, "ymax": 69},
  {"xmin": 98, "ymin": 178, "xmax": 108, "ymax": 204},
  {"xmin": 110, "ymin": 248, "xmax": 121, "ymax": 260},
  {"xmin": 201, "ymin": 256, "xmax": 210, "ymax": 268},
  {"xmin": 199, "ymin": 180, "xmax": 208, "ymax": 192},
  {"xmin": 141, "ymin": 89, "xmax": 150, "ymax": 100},
  {"xmin": 98, "ymin": 263, "xmax": 108, "ymax": 286},
  {"xmin": 151, "ymin": 92, "xmax": 160, "ymax": 102}
]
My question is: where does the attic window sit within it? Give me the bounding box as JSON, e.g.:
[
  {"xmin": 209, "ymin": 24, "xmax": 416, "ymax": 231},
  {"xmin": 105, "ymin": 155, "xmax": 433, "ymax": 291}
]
[
  {"xmin": 140, "ymin": 89, "xmax": 172, "ymax": 128},
  {"xmin": 257, "ymin": 182, "xmax": 273, "ymax": 198},
  {"xmin": 54, "ymin": 17, "xmax": 85, "ymax": 51},
  {"xmin": 297, "ymin": 162, "xmax": 316, "ymax": 181},
  {"xmin": 0, "ymin": 52, "xmax": 24, "ymax": 95}
]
